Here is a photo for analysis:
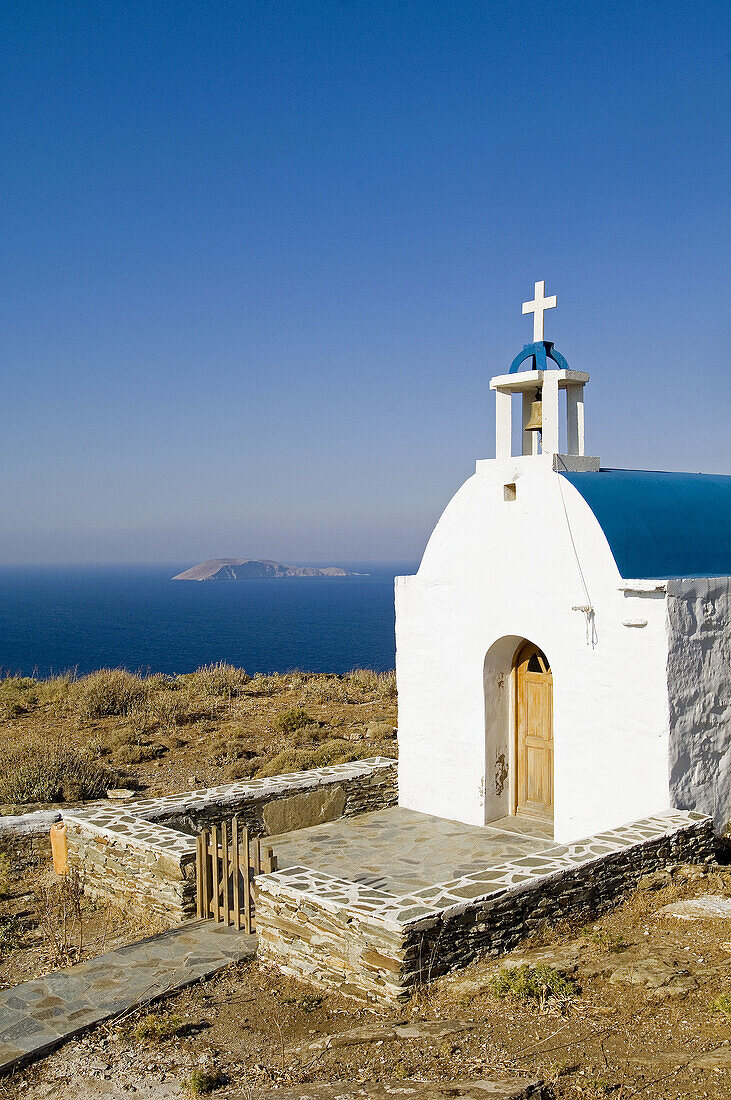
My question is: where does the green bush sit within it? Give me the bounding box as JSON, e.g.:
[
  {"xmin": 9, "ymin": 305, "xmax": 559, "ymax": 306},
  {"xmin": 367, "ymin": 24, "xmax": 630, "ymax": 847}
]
[
  {"xmin": 130, "ymin": 1011, "xmax": 186, "ymax": 1042},
  {"xmin": 184, "ymin": 1068, "xmax": 226, "ymax": 1095},
  {"xmin": 712, "ymin": 994, "xmax": 731, "ymax": 1021},
  {"xmin": 273, "ymin": 707, "xmax": 313, "ymax": 734},
  {"xmin": 71, "ymin": 669, "xmax": 149, "ymax": 719},
  {"xmin": 488, "ymin": 963, "xmax": 578, "ymax": 1009}
]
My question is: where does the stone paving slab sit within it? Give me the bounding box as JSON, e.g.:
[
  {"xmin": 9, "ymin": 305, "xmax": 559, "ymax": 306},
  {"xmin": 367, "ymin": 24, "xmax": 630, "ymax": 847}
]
[
  {"xmin": 261, "ymin": 809, "xmax": 713, "ymax": 932},
  {"xmin": 241, "ymin": 1080, "xmax": 547, "ymax": 1099},
  {"xmin": 270, "ymin": 806, "xmax": 554, "ymax": 896},
  {"xmin": 0, "ymin": 921, "xmax": 256, "ymax": 1075}
]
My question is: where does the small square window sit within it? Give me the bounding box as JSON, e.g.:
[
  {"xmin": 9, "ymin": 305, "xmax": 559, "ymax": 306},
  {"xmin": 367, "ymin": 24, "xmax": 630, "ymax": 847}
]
[{"xmin": 504, "ymin": 483, "xmax": 516, "ymax": 502}]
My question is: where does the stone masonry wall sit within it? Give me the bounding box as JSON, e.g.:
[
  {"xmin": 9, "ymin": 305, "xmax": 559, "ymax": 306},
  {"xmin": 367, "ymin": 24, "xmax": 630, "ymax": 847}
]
[
  {"xmin": 145, "ymin": 757, "xmax": 397, "ymax": 837},
  {"xmin": 63, "ymin": 758, "xmax": 397, "ymax": 926},
  {"xmin": 404, "ymin": 817, "xmax": 714, "ymax": 992},
  {"xmin": 256, "ymin": 812, "xmax": 714, "ymax": 1003},
  {"xmin": 667, "ymin": 577, "xmax": 731, "ymax": 832},
  {"xmin": 64, "ymin": 817, "xmax": 197, "ymax": 927},
  {"xmin": 0, "ymin": 811, "xmax": 60, "ymax": 863}
]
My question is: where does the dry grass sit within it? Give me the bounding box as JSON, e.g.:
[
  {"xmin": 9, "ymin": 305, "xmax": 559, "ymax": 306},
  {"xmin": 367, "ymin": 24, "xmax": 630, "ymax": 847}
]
[
  {"xmin": 0, "ymin": 666, "xmax": 397, "ymax": 804},
  {"xmin": 0, "ymin": 735, "xmax": 118, "ymax": 803},
  {"xmin": 69, "ymin": 669, "xmax": 150, "ymax": 720},
  {"xmin": 184, "ymin": 662, "xmax": 251, "ymax": 698}
]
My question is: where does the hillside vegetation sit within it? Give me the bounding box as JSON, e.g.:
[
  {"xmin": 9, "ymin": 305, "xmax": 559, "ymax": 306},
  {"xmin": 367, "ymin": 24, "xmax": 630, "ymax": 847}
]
[{"xmin": 0, "ymin": 666, "xmax": 397, "ymax": 806}]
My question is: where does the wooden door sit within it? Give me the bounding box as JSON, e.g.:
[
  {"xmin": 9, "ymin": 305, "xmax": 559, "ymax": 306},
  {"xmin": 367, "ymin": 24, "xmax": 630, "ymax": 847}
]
[{"xmin": 514, "ymin": 642, "xmax": 553, "ymax": 820}]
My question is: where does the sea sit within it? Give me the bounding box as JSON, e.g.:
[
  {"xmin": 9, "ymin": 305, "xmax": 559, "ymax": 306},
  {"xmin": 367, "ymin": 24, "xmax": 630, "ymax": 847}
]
[{"xmin": 0, "ymin": 563, "xmax": 417, "ymax": 679}]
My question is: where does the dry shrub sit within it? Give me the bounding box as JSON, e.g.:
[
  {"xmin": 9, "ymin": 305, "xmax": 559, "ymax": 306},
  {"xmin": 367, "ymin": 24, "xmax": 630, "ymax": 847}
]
[
  {"xmin": 0, "ymin": 853, "xmax": 11, "ymax": 897},
  {"xmin": 35, "ymin": 869, "xmax": 86, "ymax": 966},
  {"xmin": 291, "ymin": 722, "xmax": 332, "ymax": 745},
  {"xmin": 246, "ymin": 672, "xmax": 288, "ymax": 696},
  {"xmin": 0, "ymin": 673, "xmax": 74, "ymax": 719},
  {"xmin": 378, "ymin": 670, "xmax": 397, "ymax": 700},
  {"xmin": 0, "ymin": 736, "xmax": 118, "ymax": 804},
  {"xmin": 346, "ymin": 668, "xmax": 380, "ymax": 693},
  {"xmin": 209, "ymin": 730, "xmax": 257, "ymax": 766},
  {"xmin": 222, "ymin": 758, "xmax": 261, "ymax": 780},
  {"xmin": 146, "ymin": 689, "xmax": 194, "ymax": 731},
  {"xmin": 128, "ymin": 1011, "xmax": 187, "ymax": 1042},
  {"xmin": 256, "ymin": 738, "xmax": 356, "ymax": 777},
  {"xmin": 70, "ymin": 669, "xmax": 149, "ymax": 720},
  {"xmin": 145, "ymin": 673, "xmax": 177, "ymax": 692},
  {"xmin": 344, "ymin": 669, "xmax": 396, "ymax": 701},
  {"xmin": 189, "ymin": 663, "xmax": 250, "ymax": 697},
  {"xmin": 104, "ymin": 726, "xmax": 165, "ymax": 766},
  {"xmin": 300, "ymin": 675, "xmax": 349, "ymax": 704},
  {"xmin": 273, "ymin": 707, "xmax": 313, "ymax": 734},
  {"xmin": 0, "ymin": 675, "xmax": 39, "ymax": 718},
  {"xmin": 367, "ymin": 720, "xmax": 396, "ymax": 740}
]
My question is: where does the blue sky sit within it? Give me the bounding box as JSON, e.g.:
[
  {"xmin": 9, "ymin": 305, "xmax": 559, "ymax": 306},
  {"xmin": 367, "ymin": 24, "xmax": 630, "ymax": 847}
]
[{"xmin": 0, "ymin": 1, "xmax": 728, "ymax": 564}]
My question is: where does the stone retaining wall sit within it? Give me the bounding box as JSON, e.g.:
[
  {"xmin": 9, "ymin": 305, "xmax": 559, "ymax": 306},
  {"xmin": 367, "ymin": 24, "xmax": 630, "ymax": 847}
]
[
  {"xmin": 0, "ymin": 811, "xmax": 62, "ymax": 864},
  {"xmin": 62, "ymin": 758, "xmax": 397, "ymax": 926},
  {"xmin": 256, "ymin": 810, "xmax": 714, "ymax": 1003},
  {"xmin": 64, "ymin": 816, "xmax": 197, "ymax": 926}
]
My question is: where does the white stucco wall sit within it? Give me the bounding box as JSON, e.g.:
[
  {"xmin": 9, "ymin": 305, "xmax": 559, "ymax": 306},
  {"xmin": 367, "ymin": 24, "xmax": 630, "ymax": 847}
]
[
  {"xmin": 667, "ymin": 577, "xmax": 731, "ymax": 831},
  {"xmin": 395, "ymin": 455, "xmax": 672, "ymax": 844}
]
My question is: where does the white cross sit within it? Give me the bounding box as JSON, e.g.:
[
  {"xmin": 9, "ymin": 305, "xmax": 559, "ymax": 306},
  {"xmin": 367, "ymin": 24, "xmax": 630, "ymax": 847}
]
[{"xmin": 522, "ymin": 280, "xmax": 557, "ymax": 342}]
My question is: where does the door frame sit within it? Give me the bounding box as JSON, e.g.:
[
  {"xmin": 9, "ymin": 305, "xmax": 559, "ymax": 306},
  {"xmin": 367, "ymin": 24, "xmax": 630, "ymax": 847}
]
[{"xmin": 510, "ymin": 640, "xmax": 553, "ymax": 820}]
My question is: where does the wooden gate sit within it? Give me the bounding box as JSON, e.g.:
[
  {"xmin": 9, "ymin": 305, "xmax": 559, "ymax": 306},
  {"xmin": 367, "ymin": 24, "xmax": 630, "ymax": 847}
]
[{"xmin": 196, "ymin": 818, "xmax": 278, "ymax": 933}]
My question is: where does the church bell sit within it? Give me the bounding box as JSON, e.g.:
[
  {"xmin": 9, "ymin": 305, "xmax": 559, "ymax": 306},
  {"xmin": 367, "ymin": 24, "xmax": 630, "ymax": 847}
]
[{"xmin": 524, "ymin": 389, "xmax": 543, "ymax": 434}]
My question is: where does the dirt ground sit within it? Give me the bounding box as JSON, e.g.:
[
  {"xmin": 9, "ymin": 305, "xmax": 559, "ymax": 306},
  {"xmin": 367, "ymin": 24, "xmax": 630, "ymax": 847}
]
[
  {"xmin": 0, "ymin": 856, "xmax": 163, "ymax": 991},
  {"xmin": 3, "ymin": 864, "xmax": 731, "ymax": 1099}
]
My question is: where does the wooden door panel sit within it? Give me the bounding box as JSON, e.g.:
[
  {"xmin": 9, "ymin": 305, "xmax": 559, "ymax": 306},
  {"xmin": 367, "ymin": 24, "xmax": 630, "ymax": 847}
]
[{"xmin": 515, "ymin": 644, "xmax": 553, "ymax": 819}]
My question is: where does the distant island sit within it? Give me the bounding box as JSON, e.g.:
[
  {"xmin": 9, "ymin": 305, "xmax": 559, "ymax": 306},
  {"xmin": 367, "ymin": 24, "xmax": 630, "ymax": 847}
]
[{"xmin": 172, "ymin": 558, "xmax": 361, "ymax": 581}]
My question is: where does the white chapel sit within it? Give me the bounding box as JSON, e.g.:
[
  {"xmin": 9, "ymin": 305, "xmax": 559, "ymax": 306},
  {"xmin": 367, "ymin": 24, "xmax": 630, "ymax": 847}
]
[{"xmin": 395, "ymin": 282, "xmax": 731, "ymax": 844}]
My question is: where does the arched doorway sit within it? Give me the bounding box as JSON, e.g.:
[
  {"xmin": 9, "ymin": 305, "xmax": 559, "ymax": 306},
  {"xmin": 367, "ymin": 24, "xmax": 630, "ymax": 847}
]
[{"xmin": 513, "ymin": 641, "xmax": 553, "ymax": 822}]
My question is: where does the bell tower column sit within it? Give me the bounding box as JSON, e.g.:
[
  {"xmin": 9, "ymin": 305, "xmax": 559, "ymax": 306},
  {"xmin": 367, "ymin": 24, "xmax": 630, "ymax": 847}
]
[{"xmin": 541, "ymin": 370, "xmax": 561, "ymax": 455}]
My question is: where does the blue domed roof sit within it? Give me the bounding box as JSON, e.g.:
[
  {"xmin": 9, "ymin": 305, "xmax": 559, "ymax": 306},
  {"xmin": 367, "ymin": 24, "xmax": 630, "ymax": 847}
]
[{"xmin": 560, "ymin": 469, "xmax": 731, "ymax": 580}]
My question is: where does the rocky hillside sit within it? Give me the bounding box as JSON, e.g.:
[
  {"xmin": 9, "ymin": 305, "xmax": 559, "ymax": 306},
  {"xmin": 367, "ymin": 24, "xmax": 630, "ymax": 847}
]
[{"xmin": 172, "ymin": 559, "xmax": 358, "ymax": 581}]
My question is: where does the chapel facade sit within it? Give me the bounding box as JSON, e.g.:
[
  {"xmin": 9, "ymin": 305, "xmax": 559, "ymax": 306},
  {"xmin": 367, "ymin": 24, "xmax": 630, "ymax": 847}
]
[{"xmin": 395, "ymin": 283, "xmax": 731, "ymax": 844}]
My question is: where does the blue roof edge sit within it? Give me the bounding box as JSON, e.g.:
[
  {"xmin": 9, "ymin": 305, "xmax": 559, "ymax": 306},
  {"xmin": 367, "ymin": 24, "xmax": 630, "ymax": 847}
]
[{"xmin": 559, "ymin": 468, "xmax": 731, "ymax": 581}]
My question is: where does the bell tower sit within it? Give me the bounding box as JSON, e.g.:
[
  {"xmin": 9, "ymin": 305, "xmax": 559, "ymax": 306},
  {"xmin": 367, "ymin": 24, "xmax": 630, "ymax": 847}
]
[{"xmin": 488, "ymin": 281, "xmax": 600, "ymax": 472}]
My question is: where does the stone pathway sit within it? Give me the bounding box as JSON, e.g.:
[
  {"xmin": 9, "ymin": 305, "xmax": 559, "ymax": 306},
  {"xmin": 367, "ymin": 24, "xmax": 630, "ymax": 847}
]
[
  {"xmin": 0, "ymin": 920, "xmax": 255, "ymax": 1074},
  {"xmin": 270, "ymin": 806, "xmax": 554, "ymax": 895}
]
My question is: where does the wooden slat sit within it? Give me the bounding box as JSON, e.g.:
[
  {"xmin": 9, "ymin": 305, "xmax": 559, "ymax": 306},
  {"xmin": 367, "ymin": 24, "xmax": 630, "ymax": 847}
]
[
  {"xmin": 195, "ymin": 835, "xmax": 203, "ymax": 918},
  {"xmin": 264, "ymin": 846, "xmax": 274, "ymax": 873},
  {"xmin": 243, "ymin": 827, "xmax": 252, "ymax": 934},
  {"xmin": 201, "ymin": 830, "xmax": 210, "ymax": 919},
  {"xmin": 232, "ymin": 816, "xmax": 241, "ymax": 930},
  {"xmin": 221, "ymin": 819, "xmax": 230, "ymax": 926},
  {"xmin": 211, "ymin": 824, "xmax": 220, "ymax": 922}
]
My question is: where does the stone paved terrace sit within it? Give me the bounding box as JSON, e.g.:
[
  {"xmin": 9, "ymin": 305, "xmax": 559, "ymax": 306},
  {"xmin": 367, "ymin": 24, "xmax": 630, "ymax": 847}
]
[
  {"xmin": 256, "ymin": 808, "xmax": 715, "ymax": 1001},
  {"xmin": 0, "ymin": 922, "xmax": 256, "ymax": 1074},
  {"xmin": 270, "ymin": 807, "xmax": 556, "ymax": 895}
]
